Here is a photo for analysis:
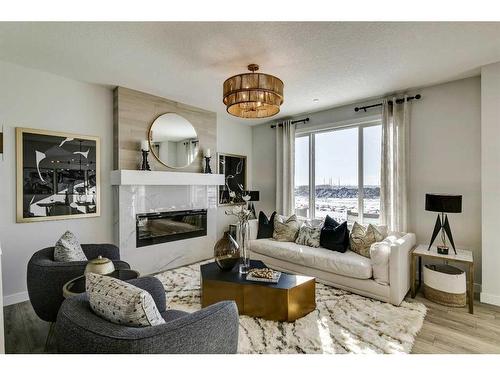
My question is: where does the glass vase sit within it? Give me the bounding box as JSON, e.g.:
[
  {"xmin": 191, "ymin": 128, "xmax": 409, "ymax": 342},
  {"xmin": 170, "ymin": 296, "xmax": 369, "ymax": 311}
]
[{"xmin": 237, "ymin": 220, "xmax": 250, "ymax": 274}]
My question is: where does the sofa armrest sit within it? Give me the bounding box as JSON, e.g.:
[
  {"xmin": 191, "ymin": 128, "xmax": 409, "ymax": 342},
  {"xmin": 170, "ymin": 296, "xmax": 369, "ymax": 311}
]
[
  {"xmin": 388, "ymin": 232, "xmax": 416, "ymax": 305},
  {"xmin": 248, "ymin": 219, "xmax": 259, "ymax": 241}
]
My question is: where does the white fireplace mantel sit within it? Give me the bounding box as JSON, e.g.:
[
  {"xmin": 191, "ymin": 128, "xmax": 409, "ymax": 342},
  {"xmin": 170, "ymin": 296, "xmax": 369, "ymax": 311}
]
[{"xmin": 111, "ymin": 170, "xmax": 225, "ymax": 186}]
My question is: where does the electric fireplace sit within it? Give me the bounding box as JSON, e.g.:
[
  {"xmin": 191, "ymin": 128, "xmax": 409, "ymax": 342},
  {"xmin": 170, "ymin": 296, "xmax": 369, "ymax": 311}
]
[{"xmin": 136, "ymin": 209, "xmax": 207, "ymax": 248}]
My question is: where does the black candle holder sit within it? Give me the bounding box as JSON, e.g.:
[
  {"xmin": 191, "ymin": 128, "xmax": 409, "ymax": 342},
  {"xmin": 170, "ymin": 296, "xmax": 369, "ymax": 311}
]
[
  {"xmin": 141, "ymin": 150, "xmax": 151, "ymax": 171},
  {"xmin": 204, "ymin": 156, "xmax": 212, "ymax": 174}
]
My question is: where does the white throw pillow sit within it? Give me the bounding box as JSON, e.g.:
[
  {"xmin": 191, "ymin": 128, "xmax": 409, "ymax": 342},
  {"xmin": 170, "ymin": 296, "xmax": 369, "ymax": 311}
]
[
  {"xmin": 86, "ymin": 273, "xmax": 166, "ymax": 327},
  {"xmin": 54, "ymin": 230, "xmax": 87, "ymax": 262},
  {"xmin": 370, "ymin": 241, "xmax": 391, "ymax": 285},
  {"xmin": 370, "ymin": 234, "xmax": 403, "ymax": 285}
]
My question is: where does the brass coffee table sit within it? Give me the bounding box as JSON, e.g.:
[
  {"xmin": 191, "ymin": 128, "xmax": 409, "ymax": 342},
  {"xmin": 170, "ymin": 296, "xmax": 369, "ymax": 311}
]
[{"xmin": 201, "ymin": 260, "xmax": 316, "ymax": 322}]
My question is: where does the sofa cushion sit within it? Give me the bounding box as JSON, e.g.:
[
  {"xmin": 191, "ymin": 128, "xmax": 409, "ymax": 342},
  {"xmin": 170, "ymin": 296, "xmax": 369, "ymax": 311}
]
[
  {"xmin": 350, "ymin": 222, "xmax": 385, "ymax": 258},
  {"xmin": 295, "ymin": 222, "xmax": 321, "ymax": 248},
  {"xmin": 273, "ymin": 214, "xmax": 300, "ymax": 242},
  {"xmin": 86, "ymin": 273, "xmax": 165, "ymax": 327},
  {"xmin": 250, "ymin": 239, "xmax": 372, "ymax": 279},
  {"xmin": 54, "ymin": 230, "xmax": 87, "ymax": 262},
  {"xmin": 257, "ymin": 211, "xmax": 276, "ymax": 239}
]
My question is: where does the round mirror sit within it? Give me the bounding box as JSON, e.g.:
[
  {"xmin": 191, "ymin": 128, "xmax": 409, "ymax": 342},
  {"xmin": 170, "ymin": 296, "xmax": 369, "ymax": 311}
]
[{"xmin": 149, "ymin": 113, "xmax": 200, "ymax": 169}]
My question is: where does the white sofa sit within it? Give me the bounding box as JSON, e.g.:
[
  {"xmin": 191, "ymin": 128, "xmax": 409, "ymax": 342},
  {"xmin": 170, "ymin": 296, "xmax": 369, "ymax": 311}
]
[{"xmin": 248, "ymin": 219, "xmax": 416, "ymax": 306}]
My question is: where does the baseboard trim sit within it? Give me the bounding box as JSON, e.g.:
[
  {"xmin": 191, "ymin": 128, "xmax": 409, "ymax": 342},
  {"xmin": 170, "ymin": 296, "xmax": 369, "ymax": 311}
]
[
  {"xmin": 480, "ymin": 292, "xmax": 500, "ymax": 307},
  {"xmin": 3, "ymin": 291, "xmax": 29, "ymax": 306}
]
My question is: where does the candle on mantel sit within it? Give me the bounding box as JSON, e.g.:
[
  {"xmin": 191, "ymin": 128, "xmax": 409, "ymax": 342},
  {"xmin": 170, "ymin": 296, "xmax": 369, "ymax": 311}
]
[
  {"xmin": 141, "ymin": 140, "xmax": 149, "ymax": 152},
  {"xmin": 204, "ymin": 148, "xmax": 211, "ymax": 158}
]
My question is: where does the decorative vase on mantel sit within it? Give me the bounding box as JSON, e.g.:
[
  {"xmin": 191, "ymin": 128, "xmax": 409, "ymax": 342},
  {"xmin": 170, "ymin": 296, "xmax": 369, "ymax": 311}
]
[{"xmin": 214, "ymin": 232, "xmax": 240, "ymax": 271}]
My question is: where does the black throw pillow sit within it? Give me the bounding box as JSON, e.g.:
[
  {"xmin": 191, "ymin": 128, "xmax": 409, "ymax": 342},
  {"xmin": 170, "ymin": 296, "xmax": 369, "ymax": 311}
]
[
  {"xmin": 257, "ymin": 211, "xmax": 277, "ymax": 239},
  {"xmin": 320, "ymin": 215, "xmax": 349, "ymax": 252},
  {"xmin": 324, "ymin": 215, "xmax": 340, "ymax": 228}
]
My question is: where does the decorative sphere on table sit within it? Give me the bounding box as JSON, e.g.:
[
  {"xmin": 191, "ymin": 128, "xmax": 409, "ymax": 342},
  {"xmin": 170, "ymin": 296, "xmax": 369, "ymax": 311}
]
[{"xmin": 214, "ymin": 232, "xmax": 240, "ymax": 271}]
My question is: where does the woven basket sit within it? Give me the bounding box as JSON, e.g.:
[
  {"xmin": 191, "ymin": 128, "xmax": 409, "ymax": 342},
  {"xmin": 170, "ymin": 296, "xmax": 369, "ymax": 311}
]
[
  {"xmin": 424, "ymin": 284, "xmax": 466, "ymax": 307},
  {"xmin": 423, "ymin": 264, "xmax": 466, "ymax": 307}
]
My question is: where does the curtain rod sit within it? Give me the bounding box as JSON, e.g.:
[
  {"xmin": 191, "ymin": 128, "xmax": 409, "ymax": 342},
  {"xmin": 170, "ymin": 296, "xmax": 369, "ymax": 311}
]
[
  {"xmin": 270, "ymin": 117, "xmax": 310, "ymax": 129},
  {"xmin": 354, "ymin": 94, "xmax": 421, "ymax": 112}
]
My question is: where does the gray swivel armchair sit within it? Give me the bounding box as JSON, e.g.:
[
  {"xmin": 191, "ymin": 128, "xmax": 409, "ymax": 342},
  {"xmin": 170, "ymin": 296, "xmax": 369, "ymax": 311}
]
[
  {"xmin": 27, "ymin": 244, "xmax": 130, "ymax": 326},
  {"xmin": 54, "ymin": 276, "xmax": 239, "ymax": 354}
]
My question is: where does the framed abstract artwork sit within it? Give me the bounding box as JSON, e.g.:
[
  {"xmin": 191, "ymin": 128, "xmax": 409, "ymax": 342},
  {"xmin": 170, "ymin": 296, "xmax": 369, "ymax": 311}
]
[
  {"xmin": 16, "ymin": 128, "xmax": 100, "ymax": 223},
  {"xmin": 217, "ymin": 152, "xmax": 247, "ymax": 206}
]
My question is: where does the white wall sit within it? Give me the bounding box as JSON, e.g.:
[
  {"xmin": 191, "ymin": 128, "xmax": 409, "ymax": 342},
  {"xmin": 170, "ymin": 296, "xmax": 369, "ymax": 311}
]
[
  {"xmin": 0, "ymin": 61, "xmax": 114, "ymax": 305},
  {"xmin": 481, "ymin": 62, "xmax": 500, "ymax": 306},
  {"xmin": 216, "ymin": 116, "xmax": 253, "ymax": 239},
  {"xmin": 409, "ymin": 77, "xmax": 481, "ymax": 284},
  {"xmin": 252, "ymin": 76, "xmax": 482, "ymax": 283},
  {"xmin": 0, "ymin": 61, "xmax": 253, "ymax": 304}
]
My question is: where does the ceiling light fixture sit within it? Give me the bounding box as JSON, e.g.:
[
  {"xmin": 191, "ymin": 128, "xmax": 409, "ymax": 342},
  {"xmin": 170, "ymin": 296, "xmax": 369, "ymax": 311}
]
[{"xmin": 223, "ymin": 64, "xmax": 284, "ymax": 119}]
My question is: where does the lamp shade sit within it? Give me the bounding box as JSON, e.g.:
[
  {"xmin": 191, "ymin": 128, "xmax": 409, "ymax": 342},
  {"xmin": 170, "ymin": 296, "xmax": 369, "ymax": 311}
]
[{"xmin": 425, "ymin": 194, "xmax": 462, "ymax": 213}]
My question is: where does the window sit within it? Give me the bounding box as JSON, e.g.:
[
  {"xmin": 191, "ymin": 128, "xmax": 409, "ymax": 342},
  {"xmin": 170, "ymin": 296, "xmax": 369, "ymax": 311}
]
[
  {"xmin": 294, "ymin": 120, "xmax": 382, "ymax": 224},
  {"xmin": 314, "ymin": 127, "xmax": 358, "ymax": 222}
]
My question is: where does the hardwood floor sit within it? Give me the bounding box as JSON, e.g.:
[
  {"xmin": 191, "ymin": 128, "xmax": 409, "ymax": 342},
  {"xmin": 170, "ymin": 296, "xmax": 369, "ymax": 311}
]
[
  {"xmin": 411, "ymin": 293, "xmax": 500, "ymax": 354},
  {"xmin": 3, "ymin": 301, "xmax": 57, "ymax": 354},
  {"xmin": 3, "ymin": 292, "xmax": 500, "ymax": 354}
]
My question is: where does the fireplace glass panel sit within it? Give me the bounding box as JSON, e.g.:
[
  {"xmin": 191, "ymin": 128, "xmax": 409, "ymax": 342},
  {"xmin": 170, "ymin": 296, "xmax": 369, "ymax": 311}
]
[{"xmin": 136, "ymin": 209, "xmax": 207, "ymax": 247}]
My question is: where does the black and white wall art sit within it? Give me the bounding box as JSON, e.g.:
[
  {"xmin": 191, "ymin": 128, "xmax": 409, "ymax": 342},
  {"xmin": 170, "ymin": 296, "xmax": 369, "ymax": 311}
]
[
  {"xmin": 217, "ymin": 152, "xmax": 247, "ymax": 206},
  {"xmin": 16, "ymin": 128, "xmax": 100, "ymax": 222}
]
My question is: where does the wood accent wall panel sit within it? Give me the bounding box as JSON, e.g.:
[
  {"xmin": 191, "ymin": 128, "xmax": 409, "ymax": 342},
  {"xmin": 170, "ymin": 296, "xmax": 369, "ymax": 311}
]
[{"xmin": 114, "ymin": 87, "xmax": 217, "ymax": 172}]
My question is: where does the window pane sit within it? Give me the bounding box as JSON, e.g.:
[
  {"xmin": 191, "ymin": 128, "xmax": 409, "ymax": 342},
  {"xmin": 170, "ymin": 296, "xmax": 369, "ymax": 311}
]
[
  {"xmin": 315, "ymin": 128, "xmax": 358, "ymax": 223},
  {"xmin": 294, "ymin": 136, "xmax": 309, "ymax": 218},
  {"xmin": 363, "ymin": 125, "xmax": 382, "ymax": 224}
]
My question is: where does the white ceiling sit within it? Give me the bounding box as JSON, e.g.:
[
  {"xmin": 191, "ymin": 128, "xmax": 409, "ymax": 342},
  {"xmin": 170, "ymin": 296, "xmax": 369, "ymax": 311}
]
[{"xmin": 1, "ymin": 22, "xmax": 500, "ymax": 125}]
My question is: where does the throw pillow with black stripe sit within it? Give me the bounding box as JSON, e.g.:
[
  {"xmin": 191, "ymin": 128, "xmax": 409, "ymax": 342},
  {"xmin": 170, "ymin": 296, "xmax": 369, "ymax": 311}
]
[
  {"xmin": 257, "ymin": 211, "xmax": 277, "ymax": 239},
  {"xmin": 320, "ymin": 215, "xmax": 350, "ymax": 252}
]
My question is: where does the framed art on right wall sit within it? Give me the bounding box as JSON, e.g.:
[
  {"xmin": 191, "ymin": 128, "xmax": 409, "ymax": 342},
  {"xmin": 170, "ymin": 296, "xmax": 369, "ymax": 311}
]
[{"xmin": 217, "ymin": 152, "xmax": 247, "ymax": 206}]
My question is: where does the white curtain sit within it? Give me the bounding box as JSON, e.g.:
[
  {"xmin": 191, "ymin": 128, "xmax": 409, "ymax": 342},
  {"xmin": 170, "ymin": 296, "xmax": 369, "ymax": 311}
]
[
  {"xmin": 275, "ymin": 120, "xmax": 296, "ymax": 216},
  {"xmin": 380, "ymin": 97, "xmax": 410, "ymax": 232}
]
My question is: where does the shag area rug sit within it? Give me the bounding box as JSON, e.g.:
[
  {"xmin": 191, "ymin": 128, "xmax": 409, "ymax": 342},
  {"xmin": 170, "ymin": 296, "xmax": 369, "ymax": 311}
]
[{"xmin": 155, "ymin": 261, "xmax": 426, "ymax": 354}]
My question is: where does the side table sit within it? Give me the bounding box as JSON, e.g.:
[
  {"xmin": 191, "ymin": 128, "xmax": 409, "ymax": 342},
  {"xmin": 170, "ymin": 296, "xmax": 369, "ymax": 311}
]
[{"xmin": 411, "ymin": 244, "xmax": 474, "ymax": 314}]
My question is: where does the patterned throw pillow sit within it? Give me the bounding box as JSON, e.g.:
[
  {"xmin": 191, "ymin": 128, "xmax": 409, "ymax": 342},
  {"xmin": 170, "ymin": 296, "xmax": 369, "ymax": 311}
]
[
  {"xmin": 349, "ymin": 222, "xmax": 385, "ymax": 258},
  {"xmin": 54, "ymin": 230, "xmax": 87, "ymax": 262},
  {"xmin": 86, "ymin": 273, "xmax": 166, "ymax": 327},
  {"xmin": 295, "ymin": 222, "xmax": 321, "ymax": 248},
  {"xmin": 273, "ymin": 214, "xmax": 301, "ymax": 242}
]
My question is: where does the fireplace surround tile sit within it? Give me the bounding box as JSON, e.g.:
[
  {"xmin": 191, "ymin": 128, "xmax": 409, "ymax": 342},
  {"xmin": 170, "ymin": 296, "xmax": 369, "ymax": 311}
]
[{"xmin": 115, "ymin": 185, "xmax": 217, "ymax": 275}]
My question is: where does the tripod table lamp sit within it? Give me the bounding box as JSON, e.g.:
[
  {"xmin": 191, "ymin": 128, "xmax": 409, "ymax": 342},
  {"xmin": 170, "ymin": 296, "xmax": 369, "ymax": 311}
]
[{"xmin": 425, "ymin": 193, "xmax": 462, "ymax": 255}]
